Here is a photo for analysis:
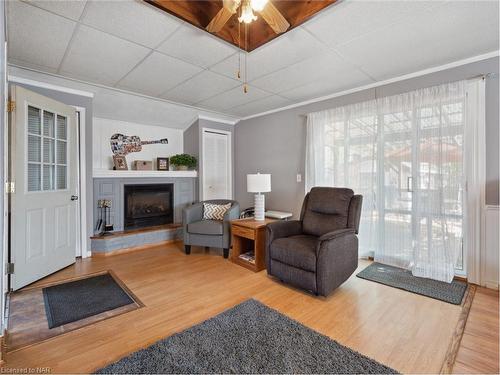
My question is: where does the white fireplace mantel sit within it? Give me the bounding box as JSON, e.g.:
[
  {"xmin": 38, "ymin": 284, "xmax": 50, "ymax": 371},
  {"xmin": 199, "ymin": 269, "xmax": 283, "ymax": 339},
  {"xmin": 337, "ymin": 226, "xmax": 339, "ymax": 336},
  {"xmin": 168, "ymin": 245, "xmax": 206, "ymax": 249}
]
[{"xmin": 93, "ymin": 169, "xmax": 198, "ymax": 178}]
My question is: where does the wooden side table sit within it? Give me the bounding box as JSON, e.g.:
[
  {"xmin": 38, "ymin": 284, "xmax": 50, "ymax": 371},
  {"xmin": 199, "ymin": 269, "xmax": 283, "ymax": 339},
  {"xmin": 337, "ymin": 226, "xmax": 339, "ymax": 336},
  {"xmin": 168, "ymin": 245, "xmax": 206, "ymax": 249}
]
[{"xmin": 230, "ymin": 218, "xmax": 275, "ymax": 272}]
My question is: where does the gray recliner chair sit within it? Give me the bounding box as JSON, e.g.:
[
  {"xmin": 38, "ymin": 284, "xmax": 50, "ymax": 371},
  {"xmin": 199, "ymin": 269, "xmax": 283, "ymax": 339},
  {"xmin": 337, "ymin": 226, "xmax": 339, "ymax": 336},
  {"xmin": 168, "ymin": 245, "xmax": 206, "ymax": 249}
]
[
  {"xmin": 183, "ymin": 200, "xmax": 240, "ymax": 258},
  {"xmin": 266, "ymin": 187, "xmax": 362, "ymax": 297}
]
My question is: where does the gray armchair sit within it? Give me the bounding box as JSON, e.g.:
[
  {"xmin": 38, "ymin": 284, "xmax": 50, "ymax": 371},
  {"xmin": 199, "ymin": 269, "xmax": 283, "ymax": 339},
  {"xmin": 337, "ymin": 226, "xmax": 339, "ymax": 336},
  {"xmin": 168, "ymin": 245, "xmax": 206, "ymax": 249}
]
[
  {"xmin": 183, "ymin": 200, "xmax": 240, "ymax": 258},
  {"xmin": 266, "ymin": 187, "xmax": 362, "ymax": 297}
]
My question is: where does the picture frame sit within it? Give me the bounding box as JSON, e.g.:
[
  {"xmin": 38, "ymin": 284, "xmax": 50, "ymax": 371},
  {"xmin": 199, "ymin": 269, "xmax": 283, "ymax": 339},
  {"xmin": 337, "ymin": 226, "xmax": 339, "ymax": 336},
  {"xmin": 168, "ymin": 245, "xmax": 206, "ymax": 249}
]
[
  {"xmin": 113, "ymin": 155, "xmax": 128, "ymax": 170},
  {"xmin": 157, "ymin": 157, "xmax": 169, "ymax": 171}
]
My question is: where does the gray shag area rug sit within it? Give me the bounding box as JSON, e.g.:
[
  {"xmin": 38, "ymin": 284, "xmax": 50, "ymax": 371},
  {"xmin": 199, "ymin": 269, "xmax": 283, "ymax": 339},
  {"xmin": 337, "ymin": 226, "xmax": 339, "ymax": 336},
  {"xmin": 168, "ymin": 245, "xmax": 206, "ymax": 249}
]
[
  {"xmin": 96, "ymin": 299, "xmax": 397, "ymax": 374},
  {"xmin": 43, "ymin": 273, "xmax": 134, "ymax": 329},
  {"xmin": 357, "ymin": 262, "xmax": 468, "ymax": 305}
]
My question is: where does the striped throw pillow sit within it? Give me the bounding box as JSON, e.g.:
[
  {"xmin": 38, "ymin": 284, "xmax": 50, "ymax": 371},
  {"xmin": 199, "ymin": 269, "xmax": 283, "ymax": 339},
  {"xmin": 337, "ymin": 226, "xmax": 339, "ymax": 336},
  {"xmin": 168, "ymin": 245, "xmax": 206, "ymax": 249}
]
[{"xmin": 203, "ymin": 203, "xmax": 232, "ymax": 221}]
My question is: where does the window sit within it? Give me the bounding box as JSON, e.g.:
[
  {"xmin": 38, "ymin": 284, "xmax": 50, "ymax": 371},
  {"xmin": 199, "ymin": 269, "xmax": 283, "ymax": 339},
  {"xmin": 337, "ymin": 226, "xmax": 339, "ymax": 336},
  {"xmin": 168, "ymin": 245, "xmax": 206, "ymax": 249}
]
[{"xmin": 27, "ymin": 105, "xmax": 67, "ymax": 192}]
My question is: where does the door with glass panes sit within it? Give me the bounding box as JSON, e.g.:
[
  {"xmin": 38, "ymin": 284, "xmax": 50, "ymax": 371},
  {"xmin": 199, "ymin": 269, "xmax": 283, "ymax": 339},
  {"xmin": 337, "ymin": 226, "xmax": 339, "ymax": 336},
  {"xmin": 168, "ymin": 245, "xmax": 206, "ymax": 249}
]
[
  {"xmin": 380, "ymin": 101, "xmax": 465, "ymax": 273},
  {"xmin": 9, "ymin": 85, "xmax": 78, "ymax": 290}
]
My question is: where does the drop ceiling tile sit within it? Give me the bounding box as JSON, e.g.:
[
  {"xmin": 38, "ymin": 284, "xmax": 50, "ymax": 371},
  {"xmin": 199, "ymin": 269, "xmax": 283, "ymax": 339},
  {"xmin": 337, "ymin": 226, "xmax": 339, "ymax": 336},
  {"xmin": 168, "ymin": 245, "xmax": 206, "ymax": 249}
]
[
  {"xmin": 228, "ymin": 95, "xmax": 291, "ymax": 117},
  {"xmin": 117, "ymin": 52, "xmax": 203, "ymax": 96},
  {"xmin": 23, "ymin": 0, "xmax": 87, "ymax": 20},
  {"xmin": 304, "ymin": 0, "xmax": 444, "ymax": 47},
  {"xmin": 208, "ymin": 53, "xmax": 243, "ymax": 80},
  {"xmin": 280, "ymin": 69, "xmax": 373, "ymax": 102},
  {"xmin": 210, "ymin": 28, "xmax": 327, "ymax": 81},
  {"xmin": 251, "ymin": 51, "xmax": 360, "ymax": 94},
  {"xmin": 60, "ymin": 25, "xmax": 150, "ymax": 86},
  {"xmin": 336, "ymin": 1, "xmax": 500, "ymax": 81},
  {"xmin": 93, "ymin": 87, "xmax": 197, "ymax": 129},
  {"xmin": 82, "ymin": 0, "xmax": 181, "ymax": 48},
  {"xmin": 10, "ymin": 64, "xmax": 239, "ymax": 128},
  {"xmin": 7, "ymin": 0, "xmax": 76, "ymax": 70},
  {"xmin": 197, "ymin": 85, "xmax": 271, "ymax": 112},
  {"xmin": 157, "ymin": 25, "xmax": 236, "ymax": 68},
  {"xmin": 162, "ymin": 70, "xmax": 241, "ymax": 105}
]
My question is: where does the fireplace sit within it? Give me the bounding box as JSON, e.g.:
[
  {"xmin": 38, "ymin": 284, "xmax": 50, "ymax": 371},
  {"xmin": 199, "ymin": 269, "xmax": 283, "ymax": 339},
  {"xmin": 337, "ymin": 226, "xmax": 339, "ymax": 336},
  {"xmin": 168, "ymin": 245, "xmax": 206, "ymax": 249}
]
[{"xmin": 124, "ymin": 184, "xmax": 174, "ymax": 230}]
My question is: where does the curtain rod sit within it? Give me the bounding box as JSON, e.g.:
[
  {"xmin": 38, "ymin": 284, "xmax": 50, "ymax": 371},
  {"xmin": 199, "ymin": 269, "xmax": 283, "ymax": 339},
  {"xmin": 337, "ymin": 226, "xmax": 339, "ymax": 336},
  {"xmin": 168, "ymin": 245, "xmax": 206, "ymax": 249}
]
[{"xmin": 299, "ymin": 72, "xmax": 496, "ymax": 117}]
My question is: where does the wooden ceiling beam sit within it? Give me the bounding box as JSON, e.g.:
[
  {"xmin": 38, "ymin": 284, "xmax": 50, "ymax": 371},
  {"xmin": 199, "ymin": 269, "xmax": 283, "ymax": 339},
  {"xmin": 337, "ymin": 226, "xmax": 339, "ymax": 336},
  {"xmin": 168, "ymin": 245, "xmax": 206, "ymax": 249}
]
[{"xmin": 144, "ymin": 0, "xmax": 338, "ymax": 52}]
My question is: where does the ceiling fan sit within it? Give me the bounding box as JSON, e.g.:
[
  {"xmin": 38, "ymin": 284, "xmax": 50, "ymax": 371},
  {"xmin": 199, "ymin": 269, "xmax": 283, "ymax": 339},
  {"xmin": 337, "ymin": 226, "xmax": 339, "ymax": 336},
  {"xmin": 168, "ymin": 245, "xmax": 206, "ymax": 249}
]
[{"xmin": 206, "ymin": 0, "xmax": 290, "ymax": 34}]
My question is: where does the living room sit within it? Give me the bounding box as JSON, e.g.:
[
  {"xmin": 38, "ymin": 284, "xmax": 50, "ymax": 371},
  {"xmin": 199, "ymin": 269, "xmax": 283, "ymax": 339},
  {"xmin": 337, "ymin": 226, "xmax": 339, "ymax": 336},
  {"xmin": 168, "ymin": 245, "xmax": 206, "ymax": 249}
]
[{"xmin": 0, "ymin": 0, "xmax": 499, "ymax": 373}]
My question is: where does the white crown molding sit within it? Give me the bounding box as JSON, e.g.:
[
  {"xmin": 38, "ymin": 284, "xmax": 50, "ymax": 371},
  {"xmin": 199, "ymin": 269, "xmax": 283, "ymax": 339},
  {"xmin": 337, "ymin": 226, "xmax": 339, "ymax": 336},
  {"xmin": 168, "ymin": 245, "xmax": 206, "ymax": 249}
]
[
  {"xmin": 240, "ymin": 50, "xmax": 500, "ymax": 121},
  {"xmin": 8, "ymin": 75, "xmax": 95, "ymax": 98},
  {"xmin": 183, "ymin": 116, "xmax": 200, "ymax": 131},
  {"xmin": 198, "ymin": 114, "xmax": 239, "ymax": 125},
  {"xmin": 181, "ymin": 114, "xmax": 239, "ymax": 132}
]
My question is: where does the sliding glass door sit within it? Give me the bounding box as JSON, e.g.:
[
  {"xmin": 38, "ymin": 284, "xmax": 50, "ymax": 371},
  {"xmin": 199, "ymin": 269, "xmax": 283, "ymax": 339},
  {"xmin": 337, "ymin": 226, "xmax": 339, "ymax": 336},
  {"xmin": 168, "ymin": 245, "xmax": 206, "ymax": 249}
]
[
  {"xmin": 306, "ymin": 81, "xmax": 466, "ymax": 282},
  {"xmin": 412, "ymin": 102, "xmax": 465, "ymax": 276},
  {"xmin": 379, "ymin": 110, "xmax": 414, "ymax": 269},
  {"xmin": 377, "ymin": 101, "xmax": 465, "ymax": 275}
]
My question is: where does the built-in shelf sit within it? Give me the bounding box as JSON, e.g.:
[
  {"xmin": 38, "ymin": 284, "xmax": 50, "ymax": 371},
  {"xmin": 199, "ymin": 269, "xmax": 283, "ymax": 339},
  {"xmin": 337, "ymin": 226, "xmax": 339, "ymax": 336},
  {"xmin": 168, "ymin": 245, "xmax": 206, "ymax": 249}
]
[{"xmin": 93, "ymin": 169, "xmax": 198, "ymax": 178}]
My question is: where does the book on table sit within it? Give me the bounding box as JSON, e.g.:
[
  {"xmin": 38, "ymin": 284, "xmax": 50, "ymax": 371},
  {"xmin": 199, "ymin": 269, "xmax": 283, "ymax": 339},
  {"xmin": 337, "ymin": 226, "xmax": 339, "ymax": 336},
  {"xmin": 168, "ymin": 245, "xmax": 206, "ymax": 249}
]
[{"xmin": 239, "ymin": 251, "xmax": 255, "ymax": 264}]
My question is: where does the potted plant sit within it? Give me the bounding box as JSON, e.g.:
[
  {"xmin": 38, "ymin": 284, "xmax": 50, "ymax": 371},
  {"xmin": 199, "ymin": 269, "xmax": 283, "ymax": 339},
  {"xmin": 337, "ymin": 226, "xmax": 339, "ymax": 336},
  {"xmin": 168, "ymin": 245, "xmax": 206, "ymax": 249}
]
[{"xmin": 169, "ymin": 154, "xmax": 197, "ymax": 171}]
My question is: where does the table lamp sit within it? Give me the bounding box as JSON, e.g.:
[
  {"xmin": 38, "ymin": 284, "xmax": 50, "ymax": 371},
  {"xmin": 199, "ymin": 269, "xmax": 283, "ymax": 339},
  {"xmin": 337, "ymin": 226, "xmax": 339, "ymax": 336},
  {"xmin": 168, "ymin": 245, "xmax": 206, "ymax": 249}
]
[{"xmin": 247, "ymin": 173, "xmax": 271, "ymax": 221}]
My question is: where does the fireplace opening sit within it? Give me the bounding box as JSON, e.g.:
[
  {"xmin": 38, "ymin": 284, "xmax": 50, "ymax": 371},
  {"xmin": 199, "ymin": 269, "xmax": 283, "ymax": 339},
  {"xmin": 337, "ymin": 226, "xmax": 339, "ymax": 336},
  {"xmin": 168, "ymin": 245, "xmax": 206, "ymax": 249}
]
[{"xmin": 124, "ymin": 184, "xmax": 174, "ymax": 230}]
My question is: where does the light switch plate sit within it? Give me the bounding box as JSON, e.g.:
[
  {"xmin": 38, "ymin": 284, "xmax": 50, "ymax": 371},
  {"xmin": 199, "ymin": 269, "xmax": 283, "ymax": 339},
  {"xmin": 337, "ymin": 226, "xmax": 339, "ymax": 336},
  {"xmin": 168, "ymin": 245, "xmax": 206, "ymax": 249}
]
[{"xmin": 296, "ymin": 174, "xmax": 302, "ymax": 183}]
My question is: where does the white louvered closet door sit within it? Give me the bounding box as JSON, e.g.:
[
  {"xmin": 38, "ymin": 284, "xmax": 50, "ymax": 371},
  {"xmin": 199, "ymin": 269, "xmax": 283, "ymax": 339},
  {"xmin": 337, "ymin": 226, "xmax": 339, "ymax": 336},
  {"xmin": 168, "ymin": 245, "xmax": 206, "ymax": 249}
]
[
  {"xmin": 10, "ymin": 85, "xmax": 78, "ymax": 290},
  {"xmin": 202, "ymin": 129, "xmax": 231, "ymax": 200}
]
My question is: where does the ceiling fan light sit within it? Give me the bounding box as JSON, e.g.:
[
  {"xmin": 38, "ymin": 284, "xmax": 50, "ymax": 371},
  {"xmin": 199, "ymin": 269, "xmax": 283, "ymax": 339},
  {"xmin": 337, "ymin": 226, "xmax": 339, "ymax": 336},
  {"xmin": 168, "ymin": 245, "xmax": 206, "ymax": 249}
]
[
  {"xmin": 250, "ymin": 0, "xmax": 268, "ymax": 12},
  {"xmin": 238, "ymin": 1, "xmax": 257, "ymax": 23}
]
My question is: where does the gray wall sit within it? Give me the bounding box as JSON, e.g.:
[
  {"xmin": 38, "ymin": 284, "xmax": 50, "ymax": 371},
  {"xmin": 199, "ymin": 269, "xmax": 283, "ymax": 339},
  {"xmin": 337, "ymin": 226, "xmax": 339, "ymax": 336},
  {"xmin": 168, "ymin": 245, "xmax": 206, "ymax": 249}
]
[
  {"xmin": 235, "ymin": 57, "xmax": 500, "ymax": 217},
  {"xmin": 485, "ymin": 72, "xmax": 499, "ymax": 205},
  {"xmin": 184, "ymin": 118, "xmax": 235, "ymax": 201},
  {"xmin": 10, "ymin": 83, "xmax": 93, "ymax": 253},
  {"xmin": 183, "ymin": 119, "xmax": 200, "ymax": 160}
]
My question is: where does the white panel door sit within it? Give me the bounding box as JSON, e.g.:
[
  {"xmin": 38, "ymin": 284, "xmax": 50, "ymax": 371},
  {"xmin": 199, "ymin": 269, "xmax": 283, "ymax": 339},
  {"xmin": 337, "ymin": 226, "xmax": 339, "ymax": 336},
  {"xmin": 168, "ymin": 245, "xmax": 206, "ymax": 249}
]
[
  {"xmin": 202, "ymin": 129, "xmax": 231, "ymax": 200},
  {"xmin": 10, "ymin": 85, "xmax": 78, "ymax": 290}
]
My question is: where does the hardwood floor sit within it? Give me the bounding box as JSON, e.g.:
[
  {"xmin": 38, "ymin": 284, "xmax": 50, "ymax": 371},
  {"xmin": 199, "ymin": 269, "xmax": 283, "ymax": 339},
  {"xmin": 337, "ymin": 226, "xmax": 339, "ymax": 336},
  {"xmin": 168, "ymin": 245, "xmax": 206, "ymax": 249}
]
[
  {"xmin": 2, "ymin": 242, "xmax": 498, "ymax": 373},
  {"xmin": 452, "ymin": 287, "xmax": 499, "ymax": 374},
  {"xmin": 6, "ymin": 271, "xmax": 142, "ymax": 351}
]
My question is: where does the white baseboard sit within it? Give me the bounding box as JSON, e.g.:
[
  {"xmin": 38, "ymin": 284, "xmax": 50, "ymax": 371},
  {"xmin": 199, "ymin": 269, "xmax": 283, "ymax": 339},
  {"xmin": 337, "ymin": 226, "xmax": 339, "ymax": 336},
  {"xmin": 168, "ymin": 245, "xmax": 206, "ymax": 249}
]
[
  {"xmin": 484, "ymin": 281, "xmax": 499, "ymax": 290},
  {"xmin": 483, "ymin": 205, "xmax": 499, "ymax": 289}
]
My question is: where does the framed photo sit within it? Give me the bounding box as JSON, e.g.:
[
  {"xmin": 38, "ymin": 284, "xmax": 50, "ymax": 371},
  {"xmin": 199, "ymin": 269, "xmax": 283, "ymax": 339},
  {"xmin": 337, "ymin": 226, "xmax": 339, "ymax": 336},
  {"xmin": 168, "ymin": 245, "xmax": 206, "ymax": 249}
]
[
  {"xmin": 113, "ymin": 155, "xmax": 128, "ymax": 170},
  {"xmin": 157, "ymin": 157, "xmax": 169, "ymax": 171}
]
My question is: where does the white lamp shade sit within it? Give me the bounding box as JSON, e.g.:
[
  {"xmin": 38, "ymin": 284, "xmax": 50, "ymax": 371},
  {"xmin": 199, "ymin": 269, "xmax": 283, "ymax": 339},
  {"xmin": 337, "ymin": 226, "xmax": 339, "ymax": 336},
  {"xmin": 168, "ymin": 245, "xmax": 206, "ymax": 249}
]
[{"xmin": 247, "ymin": 173, "xmax": 271, "ymax": 193}]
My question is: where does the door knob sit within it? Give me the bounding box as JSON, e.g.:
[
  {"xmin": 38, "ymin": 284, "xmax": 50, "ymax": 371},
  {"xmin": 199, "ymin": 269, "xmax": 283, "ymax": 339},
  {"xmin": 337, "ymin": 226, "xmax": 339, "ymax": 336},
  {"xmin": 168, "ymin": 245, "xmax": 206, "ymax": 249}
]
[{"xmin": 71, "ymin": 195, "xmax": 79, "ymax": 201}]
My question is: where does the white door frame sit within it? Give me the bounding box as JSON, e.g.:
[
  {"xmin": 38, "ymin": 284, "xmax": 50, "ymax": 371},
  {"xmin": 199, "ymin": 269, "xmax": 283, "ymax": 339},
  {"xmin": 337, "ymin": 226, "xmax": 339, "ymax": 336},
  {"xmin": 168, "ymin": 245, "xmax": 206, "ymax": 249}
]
[
  {"xmin": 201, "ymin": 127, "xmax": 232, "ymax": 201},
  {"xmin": 2, "ymin": 41, "xmax": 8, "ymax": 333},
  {"xmin": 74, "ymin": 106, "xmax": 89, "ymax": 258}
]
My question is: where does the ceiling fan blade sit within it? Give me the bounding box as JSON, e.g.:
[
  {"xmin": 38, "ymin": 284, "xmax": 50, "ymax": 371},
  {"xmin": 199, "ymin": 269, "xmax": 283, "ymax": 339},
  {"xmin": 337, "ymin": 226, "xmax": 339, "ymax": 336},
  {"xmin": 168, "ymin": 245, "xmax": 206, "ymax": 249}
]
[
  {"xmin": 206, "ymin": 8, "xmax": 233, "ymax": 33},
  {"xmin": 206, "ymin": 0, "xmax": 240, "ymax": 33},
  {"xmin": 259, "ymin": 2, "xmax": 290, "ymax": 34}
]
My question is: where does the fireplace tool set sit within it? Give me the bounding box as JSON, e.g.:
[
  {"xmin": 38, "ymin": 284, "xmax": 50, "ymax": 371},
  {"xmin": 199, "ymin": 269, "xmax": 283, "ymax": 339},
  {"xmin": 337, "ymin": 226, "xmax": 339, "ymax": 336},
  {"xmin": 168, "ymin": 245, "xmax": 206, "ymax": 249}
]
[{"xmin": 96, "ymin": 200, "xmax": 114, "ymax": 236}]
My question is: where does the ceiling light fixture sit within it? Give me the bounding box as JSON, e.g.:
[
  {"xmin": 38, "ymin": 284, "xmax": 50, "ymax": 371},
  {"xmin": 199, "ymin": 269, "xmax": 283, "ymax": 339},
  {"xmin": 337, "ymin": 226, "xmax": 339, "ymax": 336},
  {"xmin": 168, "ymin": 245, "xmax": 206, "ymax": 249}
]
[
  {"xmin": 250, "ymin": 0, "xmax": 268, "ymax": 12},
  {"xmin": 206, "ymin": 0, "xmax": 290, "ymax": 94},
  {"xmin": 238, "ymin": 0, "xmax": 257, "ymax": 24}
]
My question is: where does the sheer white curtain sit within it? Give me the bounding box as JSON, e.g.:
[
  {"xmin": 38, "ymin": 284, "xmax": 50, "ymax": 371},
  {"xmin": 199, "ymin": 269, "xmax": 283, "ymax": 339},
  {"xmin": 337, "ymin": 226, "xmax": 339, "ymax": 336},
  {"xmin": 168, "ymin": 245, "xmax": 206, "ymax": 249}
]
[
  {"xmin": 379, "ymin": 82, "xmax": 466, "ymax": 282},
  {"xmin": 306, "ymin": 100, "xmax": 379, "ymax": 258},
  {"xmin": 463, "ymin": 78, "xmax": 486, "ymax": 285},
  {"xmin": 306, "ymin": 81, "xmax": 471, "ymax": 283}
]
